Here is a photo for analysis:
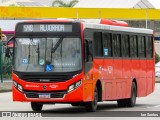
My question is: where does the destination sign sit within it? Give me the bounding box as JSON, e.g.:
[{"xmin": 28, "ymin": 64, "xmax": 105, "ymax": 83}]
[{"xmin": 22, "ymin": 24, "xmax": 72, "ymax": 32}]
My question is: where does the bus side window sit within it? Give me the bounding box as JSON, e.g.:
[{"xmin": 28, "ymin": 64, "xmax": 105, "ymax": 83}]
[
  {"xmin": 85, "ymin": 40, "xmax": 93, "ymax": 62},
  {"xmin": 130, "ymin": 35, "xmax": 138, "ymax": 58},
  {"xmin": 122, "ymin": 34, "xmax": 130, "ymax": 58},
  {"xmin": 138, "ymin": 36, "xmax": 146, "ymax": 58},
  {"xmin": 103, "ymin": 33, "xmax": 112, "ymax": 57},
  {"xmin": 94, "ymin": 32, "xmax": 103, "ymax": 57},
  {"xmin": 113, "ymin": 34, "xmax": 121, "ymax": 57},
  {"xmin": 88, "ymin": 40, "xmax": 93, "ymax": 61},
  {"xmin": 130, "ymin": 35, "xmax": 134, "ymax": 57},
  {"xmin": 133, "ymin": 35, "xmax": 138, "ymax": 58},
  {"xmin": 146, "ymin": 36, "xmax": 153, "ymax": 58}
]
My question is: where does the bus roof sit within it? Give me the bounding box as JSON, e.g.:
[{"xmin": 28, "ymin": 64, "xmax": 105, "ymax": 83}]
[{"xmin": 83, "ymin": 22, "xmax": 153, "ymax": 35}]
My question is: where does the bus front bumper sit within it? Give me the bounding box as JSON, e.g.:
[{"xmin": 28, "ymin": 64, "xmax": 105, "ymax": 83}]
[{"xmin": 12, "ymin": 83, "xmax": 83, "ymax": 103}]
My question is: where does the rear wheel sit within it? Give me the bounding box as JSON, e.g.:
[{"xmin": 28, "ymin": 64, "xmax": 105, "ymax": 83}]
[
  {"xmin": 31, "ymin": 102, "xmax": 43, "ymax": 111},
  {"xmin": 126, "ymin": 82, "xmax": 137, "ymax": 107},
  {"xmin": 85, "ymin": 87, "xmax": 98, "ymax": 112},
  {"xmin": 117, "ymin": 82, "xmax": 137, "ymax": 108},
  {"xmin": 71, "ymin": 103, "xmax": 80, "ymax": 106},
  {"xmin": 117, "ymin": 99, "xmax": 126, "ymax": 107}
]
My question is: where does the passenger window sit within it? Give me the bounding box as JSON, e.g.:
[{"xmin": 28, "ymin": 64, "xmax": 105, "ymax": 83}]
[
  {"xmin": 130, "ymin": 35, "xmax": 134, "ymax": 57},
  {"xmin": 113, "ymin": 34, "xmax": 121, "ymax": 57},
  {"xmin": 146, "ymin": 36, "xmax": 153, "ymax": 58},
  {"xmin": 130, "ymin": 35, "xmax": 138, "ymax": 58},
  {"xmin": 94, "ymin": 32, "xmax": 103, "ymax": 57},
  {"xmin": 103, "ymin": 33, "xmax": 112, "ymax": 57},
  {"xmin": 138, "ymin": 36, "xmax": 146, "ymax": 58},
  {"xmin": 122, "ymin": 35, "xmax": 130, "ymax": 57}
]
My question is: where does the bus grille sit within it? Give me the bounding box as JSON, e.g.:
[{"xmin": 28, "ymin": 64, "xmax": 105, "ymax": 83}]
[
  {"xmin": 19, "ymin": 75, "xmax": 70, "ymax": 82},
  {"xmin": 25, "ymin": 91, "xmax": 66, "ymax": 99}
]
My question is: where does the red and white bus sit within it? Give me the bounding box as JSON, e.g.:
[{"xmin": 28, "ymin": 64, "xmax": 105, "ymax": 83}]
[
  {"xmin": 10, "ymin": 19, "xmax": 155, "ymax": 112},
  {"xmin": 2, "ymin": 31, "xmax": 14, "ymax": 41}
]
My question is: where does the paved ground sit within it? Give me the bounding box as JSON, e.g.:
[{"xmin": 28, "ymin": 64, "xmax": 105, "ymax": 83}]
[
  {"xmin": 0, "ymin": 78, "xmax": 160, "ymax": 93},
  {"xmin": 0, "ymin": 81, "xmax": 12, "ymax": 93},
  {"xmin": 0, "ymin": 84, "xmax": 160, "ymax": 118}
]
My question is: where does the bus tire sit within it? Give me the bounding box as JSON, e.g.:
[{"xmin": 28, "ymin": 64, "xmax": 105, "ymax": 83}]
[
  {"xmin": 126, "ymin": 82, "xmax": 137, "ymax": 107},
  {"xmin": 71, "ymin": 103, "xmax": 80, "ymax": 106},
  {"xmin": 117, "ymin": 99, "xmax": 126, "ymax": 107},
  {"xmin": 85, "ymin": 87, "xmax": 98, "ymax": 112},
  {"xmin": 31, "ymin": 102, "xmax": 43, "ymax": 111}
]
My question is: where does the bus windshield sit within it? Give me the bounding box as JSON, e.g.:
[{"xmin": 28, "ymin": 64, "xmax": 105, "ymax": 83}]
[{"xmin": 14, "ymin": 37, "xmax": 82, "ymax": 72}]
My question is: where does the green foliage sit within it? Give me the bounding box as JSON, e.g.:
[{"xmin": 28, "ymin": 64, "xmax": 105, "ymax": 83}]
[
  {"xmin": 9, "ymin": 4, "xmax": 17, "ymax": 7},
  {"xmin": 155, "ymin": 52, "xmax": 160, "ymax": 63},
  {"xmin": 1, "ymin": 44, "xmax": 12, "ymax": 79},
  {"xmin": 52, "ymin": 0, "xmax": 78, "ymax": 7}
]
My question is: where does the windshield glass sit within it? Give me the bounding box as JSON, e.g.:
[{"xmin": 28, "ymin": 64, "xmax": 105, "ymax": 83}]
[{"xmin": 14, "ymin": 37, "xmax": 82, "ymax": 72}]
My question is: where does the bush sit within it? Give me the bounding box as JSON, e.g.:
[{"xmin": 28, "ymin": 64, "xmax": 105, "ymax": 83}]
[{"xmin": 155, "ymin": 52, "xmax": 160, "ymax": 63}]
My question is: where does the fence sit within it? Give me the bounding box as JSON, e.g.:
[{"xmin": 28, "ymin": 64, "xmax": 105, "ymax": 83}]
[{"xmin": 0, "ymin": 41, "xmax": 12, "ymax": 83}]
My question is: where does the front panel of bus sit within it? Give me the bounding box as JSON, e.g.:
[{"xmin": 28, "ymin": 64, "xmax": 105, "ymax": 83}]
[{"xmin": 12, "ymin": 22, "xmax": 84, "ymax": 102}]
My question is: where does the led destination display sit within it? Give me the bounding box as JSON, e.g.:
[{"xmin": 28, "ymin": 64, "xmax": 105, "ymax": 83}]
[{"xmin": 22, "ymin": 24, "xmax": 72, "ymax": 32}]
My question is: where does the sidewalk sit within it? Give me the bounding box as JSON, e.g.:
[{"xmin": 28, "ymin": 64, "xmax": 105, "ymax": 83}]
[
  {"xmin": 0, "ymin": 78, "xmax": 160, "ymax": 93},
  {"xmin": 0, "ymin": 81, "xmax": 12, "ymax": 93}
]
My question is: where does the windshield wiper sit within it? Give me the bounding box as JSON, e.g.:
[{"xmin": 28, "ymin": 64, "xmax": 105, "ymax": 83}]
[
  {"xmin": 50, "ymin": 37, "xmax": 63, "ymax": 64},
  {"xmin": 51, "ymin": 37, "xmax": 63, "ymax": 53},
  {"xmin": 26, "ymin": 43, "xmax": 31, "ymax": 71},
  {"xmin": 37, "ymin": 42, "xmax": 39, "ymax": 64}
]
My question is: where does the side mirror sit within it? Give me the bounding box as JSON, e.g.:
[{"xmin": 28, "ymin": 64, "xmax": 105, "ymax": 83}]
[
  {"xmin": 5, "ymin": 47, "xmax": 10, "ymax": 58},
  {"xmin": 85, "ymin": 40, "xmax": 89, "ymax": 62}
]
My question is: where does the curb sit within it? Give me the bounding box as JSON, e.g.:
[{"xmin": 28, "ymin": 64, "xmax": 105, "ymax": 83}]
[{"xmin": 0, "ymin": 90, "xmax": 12, "ymax": 93}]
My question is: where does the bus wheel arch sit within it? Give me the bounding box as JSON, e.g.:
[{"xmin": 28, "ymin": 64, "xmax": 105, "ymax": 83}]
[
  {"xmin": 132, "ymin": 78, "xmax": 137, "ymax": 97},
  {"xmin": 117, "ymin": 79, "xmax": 137, "ymax": 108},
  {"xmin": 96, "ymin": 80, "xmax": 102, "ymax": 102}
]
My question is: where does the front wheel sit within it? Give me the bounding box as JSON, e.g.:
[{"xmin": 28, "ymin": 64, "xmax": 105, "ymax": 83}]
[
  {"xmin": 31, "ymin": 102, "xmax": 43, "ymax": 111},
  {"xmin": 85, "ymin": 87, "xmax": 98, "ymax": 112}
]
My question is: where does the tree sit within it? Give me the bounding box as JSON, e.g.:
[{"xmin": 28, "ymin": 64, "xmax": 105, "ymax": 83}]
[
  {"xmin": 52, "ymin": 0, "xmax": 78, "ymax": 7},
  {"xmin": 9, "ymin": 4, "xmax": 17, "ymax": 6},
  {"xmin": 155, "ymin": 52, "xmax": 160, "ymax": 63}
]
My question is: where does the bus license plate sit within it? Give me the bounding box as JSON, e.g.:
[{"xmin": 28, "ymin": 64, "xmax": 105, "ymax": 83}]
[{"xmin": 39, "ymin": 93, "xmax": 50, "ymax": 99}]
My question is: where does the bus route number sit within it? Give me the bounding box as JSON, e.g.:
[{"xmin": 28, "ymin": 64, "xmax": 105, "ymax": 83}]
[{"xmin": 23, "ymin": 25, "xmax": 33, "ymax": 32}]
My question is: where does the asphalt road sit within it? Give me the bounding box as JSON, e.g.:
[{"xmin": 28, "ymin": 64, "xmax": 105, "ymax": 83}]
[{"xmin": 0, "ymin": 84, "xmax": 160, "ymax": 119}]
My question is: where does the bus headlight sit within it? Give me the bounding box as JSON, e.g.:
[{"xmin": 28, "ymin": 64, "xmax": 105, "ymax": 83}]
[
  {"xmin": 67, "ymin": 80, "xmax": 82, "ymax": 93},
  {"xmin": 13, "ymin": 81, "xmax": 23, "ymax": 93},
  {"xmin": 68, "ymin": 84, "xmax": 75, "ymax": 93},
  {"xmin": 13, "ymin": 81, "xmax": 18, "ymax": 88},
  {"xmin": 75, "ymin": 80, "xmax": 81, "ymax": 88},
  {"xmin": 18, "ymin": 84, "xmax": 23, "ymax": 92}
]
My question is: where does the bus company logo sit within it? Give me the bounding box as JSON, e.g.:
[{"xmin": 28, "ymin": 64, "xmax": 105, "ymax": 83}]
[
  {"xmin": 2, "ymin": 112, "xmax": 42, "ymax": 118},
  {"xmin": 49, "ymin": 85, "xmax": 58, "ymax": 89},
  {"xmin": 43, "ymin": 85, "xmax": 47, "ymax": 90},
  {"xmin": 108, "ymin": 66, "xmax": 113, "ymax": 74},
  {"xmin": 2, "ymin": 112, "xmax": 11, "ymax": 117},
  {"xmin": 25, "ymin": 84, "xmax": 40, "ymax": 88}
]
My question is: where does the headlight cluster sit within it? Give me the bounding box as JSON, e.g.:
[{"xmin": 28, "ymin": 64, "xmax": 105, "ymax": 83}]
[
  {"xmin": 67, "ymin": 80, "xmax": 82, "ymax": 93},
  {"xmin": 13, "ymin": 81, "xmax": 23, "ymax": 93}
]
